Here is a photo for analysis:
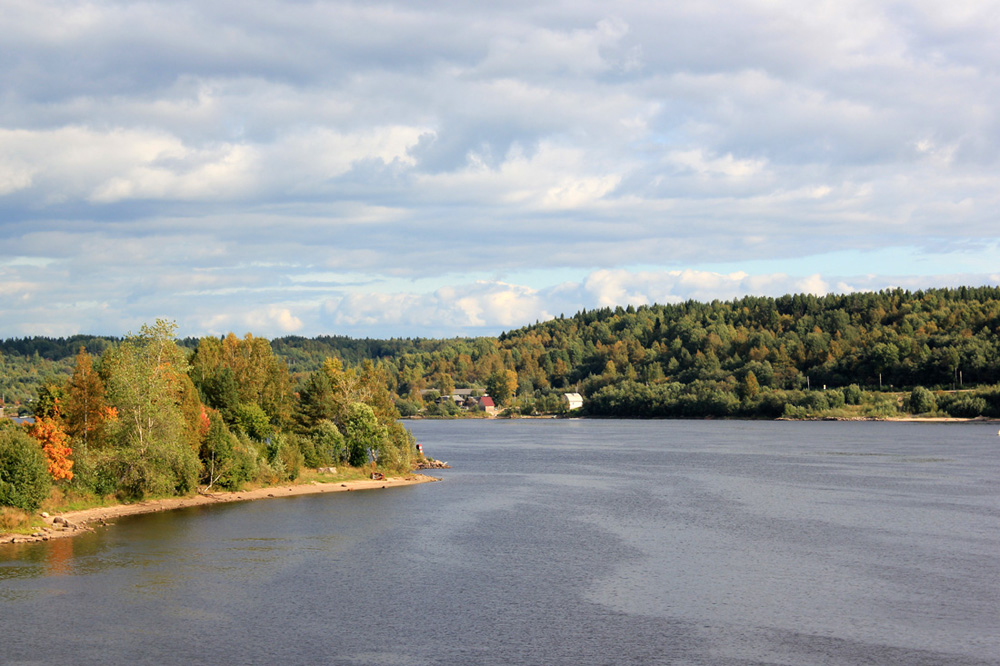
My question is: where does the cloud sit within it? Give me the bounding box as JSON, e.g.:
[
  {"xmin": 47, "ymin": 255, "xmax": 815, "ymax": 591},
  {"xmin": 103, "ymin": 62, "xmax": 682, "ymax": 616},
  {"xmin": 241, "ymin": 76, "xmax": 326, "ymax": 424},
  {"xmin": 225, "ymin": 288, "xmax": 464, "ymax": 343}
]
[
  {"xmin": 665, "ymin": 149, "xmax": 767, "ymax": 179},
  {"xmin": 0, "ymin": 127, "xmax": 256, "ymax": 204},
  {"xmin": 416, "ymin": 140, "xmax": 623, "ymax": 209},
  {"xmin": 1, "ymin": 0, "xmax": 998, "ymax": 338},
  {"xmin": 323, "ymin": 280, "xmax": 548, "ymax": 333},
  {"xmin": 582, "ymin": 269, "xmax": 833, "ymax": 308},
  {"xmin": 205, "ymin": 306, "xmax": 304, "ymax": 335}
]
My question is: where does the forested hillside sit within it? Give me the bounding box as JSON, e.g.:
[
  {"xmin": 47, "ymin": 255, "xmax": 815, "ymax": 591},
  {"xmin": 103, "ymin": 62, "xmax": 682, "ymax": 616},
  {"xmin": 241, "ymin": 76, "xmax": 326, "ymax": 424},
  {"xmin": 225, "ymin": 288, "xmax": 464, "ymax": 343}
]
[
  {"xmin": 504, "ymin": 286, "xmax": 1000, "ymax": 386},
  {"xmin": 371, "ymin": 286, "xmax": 1000, "ymax": 418},
  {"xmin": 3, "ymin": 286, "xmax": 1000, "ymax": 420}
]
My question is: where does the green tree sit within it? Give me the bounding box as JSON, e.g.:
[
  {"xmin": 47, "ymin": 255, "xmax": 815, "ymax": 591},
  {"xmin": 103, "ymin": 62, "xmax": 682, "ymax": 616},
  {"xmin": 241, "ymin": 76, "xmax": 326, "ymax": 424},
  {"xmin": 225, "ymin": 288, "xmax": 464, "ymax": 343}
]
[
  {"xmin": 436, "ymin": 372, "xmax": 455, "ymax": 398},
  {"xmin": 309, "ymin": 419, "xmax": 347, "ymax": 465},
  {"xmin": 232, "ymin": 402, "xmax": 274, "ymax": 441},
  {"xmin": 98, "ymin": 320, "xmax": 200, "ymax": 499},
  {"xmin": 486, "ymin": 369, "xmax": 518, "ymax": 406},
  {"xmin": 190, "ymin": 333, "xmax": 293, "ymax": 428},
  {"xmin": 344, "ymin": 402, "xmax": 385, "ymax": 468},
  {"xmin": 102, "ymin": 320, "xmax": 188, "ymax": 451},
  {"xmin": 0, "ymin": 427, "xmax": 52, "ymax": 511},
  {"xmin": 200, "ymin": 409, "xmax": 257, "ymax": 490},
  {"xmin": 199, "ymin": 366, "xmax": 240, "ymax": 422}
]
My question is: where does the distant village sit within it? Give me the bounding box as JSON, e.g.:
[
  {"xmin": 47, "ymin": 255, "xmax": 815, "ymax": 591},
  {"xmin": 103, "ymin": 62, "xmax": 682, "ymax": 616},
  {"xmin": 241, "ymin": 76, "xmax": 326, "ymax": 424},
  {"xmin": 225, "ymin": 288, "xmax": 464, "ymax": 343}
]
[{"xmin": 419, "ymin": 389, "xmax": 583, "ymax": 417}]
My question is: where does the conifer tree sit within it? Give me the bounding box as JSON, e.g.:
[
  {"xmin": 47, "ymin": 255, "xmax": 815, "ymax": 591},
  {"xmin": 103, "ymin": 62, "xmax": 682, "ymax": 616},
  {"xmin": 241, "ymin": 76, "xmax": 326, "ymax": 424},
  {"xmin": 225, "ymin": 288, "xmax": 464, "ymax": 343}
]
[{"xmin": 64, "ymin": 348, "xmax": 108, "ymax": 452}]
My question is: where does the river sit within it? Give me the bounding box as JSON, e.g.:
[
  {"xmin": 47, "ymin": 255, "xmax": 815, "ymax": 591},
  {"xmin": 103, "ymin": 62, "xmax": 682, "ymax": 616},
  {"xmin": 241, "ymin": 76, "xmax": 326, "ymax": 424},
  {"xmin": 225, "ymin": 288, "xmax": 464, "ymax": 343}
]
[{"xmin": 2, "ymin": 419, "xmax": 998, "ymax": 665}]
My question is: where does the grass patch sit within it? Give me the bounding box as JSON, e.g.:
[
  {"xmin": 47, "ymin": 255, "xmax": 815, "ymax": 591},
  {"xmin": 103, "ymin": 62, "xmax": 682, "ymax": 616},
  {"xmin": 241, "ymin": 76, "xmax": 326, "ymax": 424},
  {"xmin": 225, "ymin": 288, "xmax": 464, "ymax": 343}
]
[
  {"xmin": 41, "ymin": 487, "xmax": 118, "ymax": 514},
  {"xmin": 299, "ymin": 466, "xmax": 373, "ymax": 484},
  {"xmin": 0, "ymin": 506, "xmax": 36, "ymax": 534}
]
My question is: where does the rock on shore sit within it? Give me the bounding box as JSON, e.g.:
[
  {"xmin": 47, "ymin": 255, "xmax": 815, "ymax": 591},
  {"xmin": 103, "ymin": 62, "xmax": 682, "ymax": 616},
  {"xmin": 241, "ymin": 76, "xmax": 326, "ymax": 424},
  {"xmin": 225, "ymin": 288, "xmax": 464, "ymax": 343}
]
[{"xmin": 416, "ymin": 459, "xmax": 451, "ymax": 469}]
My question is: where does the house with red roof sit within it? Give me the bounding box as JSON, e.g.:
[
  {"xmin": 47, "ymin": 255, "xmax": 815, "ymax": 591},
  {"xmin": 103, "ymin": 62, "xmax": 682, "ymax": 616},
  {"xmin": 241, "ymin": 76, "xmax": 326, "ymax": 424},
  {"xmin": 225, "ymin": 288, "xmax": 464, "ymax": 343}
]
[{"xmin": 479, "ymin": 395, "xmax": 498, "ymax": 416}]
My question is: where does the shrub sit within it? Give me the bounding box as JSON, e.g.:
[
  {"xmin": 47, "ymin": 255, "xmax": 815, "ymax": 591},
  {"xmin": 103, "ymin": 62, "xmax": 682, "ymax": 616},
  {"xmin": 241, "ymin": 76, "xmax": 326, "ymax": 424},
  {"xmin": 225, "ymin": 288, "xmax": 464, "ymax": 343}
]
[
  {"xmin": 69, "ymin": 449, "xmax": 119, "ymax": 497},
  {"xmin": 942, "ymin": 395, "xmax": 988, "ymax": 418},
  {"xmin": 800, "ymin": 391, "xmax": 829, "ymax": 412},
  {"xmin": 843, "ymin": 384, "xmax": 864, "ymax": 405},
  {"xmin": 825, "ymin": 389, "xmax": 846, "ymax": 409},
  {"xmin": 754, "ymin": 391, "xmax": 792, "ymax": 418},
  {"xmin": 863, "ymin": 394, "xmax": 899, "ymax": 418},
  {"xmin": 782, "ymin": 403, "xmax": 810, "ymax": 419},
  {"xmin": 380, "ymin": 422, "xmax": 418, "ymax": 472},
  {"xmin": 224, "ymin": 439, "xmax": 260, "ymax": 489},
  {"xmin": 253, "ymin": 433, "xmax": 301, "ymax": 482},
  {"xmin": 256, "ymin": 458, "xmax": 285, "ymax": 485},
  {"xmin": 0, "ymin": 429, "xmax": 53, "ymax": 511},
  {"xmin": 201, "ymin": 413, "xmax": 258, "ymax": 490},
  {"xmin": 93, "ymin": 440, "xmax": 200, "ymax": 501},
  {"xmin": 394, "ymin": 399, "xmax": 420, "ymax": 417},
  {"xmin": 908, "ymin": 386, "xmax": 937, "ymax": 414},
  {"xmin": 294, "ymin": 433, "xmax": 321, "ymax": 469},
  {"xmin": 277, "ymin": 440, "xmax": 303, "ymax": 481}
]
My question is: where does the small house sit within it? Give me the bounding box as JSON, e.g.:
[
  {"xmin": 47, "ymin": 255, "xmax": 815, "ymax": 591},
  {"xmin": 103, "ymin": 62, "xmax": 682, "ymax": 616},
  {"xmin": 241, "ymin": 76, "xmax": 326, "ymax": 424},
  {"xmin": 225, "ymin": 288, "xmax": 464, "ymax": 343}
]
[
  {"xmin": 563, "ymin": 393, "xmax": 584, "ymax": 410},
  {"xmin": 479, "ymin": 395, "xmax": 498, "ymax": 416}
]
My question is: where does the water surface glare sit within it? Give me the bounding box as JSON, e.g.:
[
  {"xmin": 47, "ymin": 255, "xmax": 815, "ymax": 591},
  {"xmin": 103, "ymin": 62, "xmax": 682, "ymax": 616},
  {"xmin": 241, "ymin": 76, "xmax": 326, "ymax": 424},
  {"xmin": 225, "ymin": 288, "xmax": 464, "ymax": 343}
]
[{"xmin": 2, "ymin": 420, "xmax": 998, "ymax": 665}]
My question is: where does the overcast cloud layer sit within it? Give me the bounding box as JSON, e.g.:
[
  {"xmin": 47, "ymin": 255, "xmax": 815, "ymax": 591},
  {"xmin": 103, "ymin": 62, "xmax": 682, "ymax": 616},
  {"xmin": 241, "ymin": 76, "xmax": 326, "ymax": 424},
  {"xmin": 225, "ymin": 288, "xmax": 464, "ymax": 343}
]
[{"xmin": 2, "ymin": 0, "xmax": 999, "ymax": 338}]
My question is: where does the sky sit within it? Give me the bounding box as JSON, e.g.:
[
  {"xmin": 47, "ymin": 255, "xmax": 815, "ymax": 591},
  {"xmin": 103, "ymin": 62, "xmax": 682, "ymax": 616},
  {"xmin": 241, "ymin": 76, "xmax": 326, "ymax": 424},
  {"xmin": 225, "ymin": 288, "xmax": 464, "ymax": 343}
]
[{"xmin": 1, "ymin": 0, "xmax": 999, "ymax": 340}]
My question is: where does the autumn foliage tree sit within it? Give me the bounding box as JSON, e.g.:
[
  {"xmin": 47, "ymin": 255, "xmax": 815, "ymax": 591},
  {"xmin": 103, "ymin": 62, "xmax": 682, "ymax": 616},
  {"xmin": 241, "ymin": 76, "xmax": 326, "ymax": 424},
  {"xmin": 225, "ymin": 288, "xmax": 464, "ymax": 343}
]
[
  {"xmin": 26, "ymin": 405, "xmax": 74, "ymax": 481},
  {"xmin": 63, "ymin": 348, "xmax": 108, "ymax": 452}
]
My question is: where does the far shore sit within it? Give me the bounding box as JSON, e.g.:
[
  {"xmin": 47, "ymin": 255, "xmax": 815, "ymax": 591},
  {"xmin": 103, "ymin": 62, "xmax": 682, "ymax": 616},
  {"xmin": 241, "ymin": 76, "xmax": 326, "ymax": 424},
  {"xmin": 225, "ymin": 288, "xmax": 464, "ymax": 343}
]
[{"xmin": 1, "ymin": 473, "xmax": 438, "ymax": 546}]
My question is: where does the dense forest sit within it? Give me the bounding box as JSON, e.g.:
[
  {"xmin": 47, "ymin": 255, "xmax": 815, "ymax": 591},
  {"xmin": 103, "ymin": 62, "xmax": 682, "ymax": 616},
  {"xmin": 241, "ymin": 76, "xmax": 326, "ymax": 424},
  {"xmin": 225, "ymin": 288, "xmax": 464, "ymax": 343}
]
[
  {"xmin": 1, "ymin": 321, "xmax": 418, "ymax": 518},
  {"xmin": 403, "ymin": 285, "xmax": 1000, "ymax": 419}
]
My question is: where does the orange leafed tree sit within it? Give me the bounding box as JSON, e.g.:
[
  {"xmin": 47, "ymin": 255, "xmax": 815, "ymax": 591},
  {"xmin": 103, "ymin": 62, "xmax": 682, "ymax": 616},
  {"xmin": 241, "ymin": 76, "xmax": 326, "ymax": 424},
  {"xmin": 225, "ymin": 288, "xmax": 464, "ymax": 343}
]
[
  {"xmin": 26, "ymin": 408, "xmax": 74, "ymax": 481},
  {"xmin": 64, "ymin": 348, "xmax": 109, "ymax": 451},
  {"xmin": 199, "ymin": 405, "xmax": 211, "ymax": 438}
]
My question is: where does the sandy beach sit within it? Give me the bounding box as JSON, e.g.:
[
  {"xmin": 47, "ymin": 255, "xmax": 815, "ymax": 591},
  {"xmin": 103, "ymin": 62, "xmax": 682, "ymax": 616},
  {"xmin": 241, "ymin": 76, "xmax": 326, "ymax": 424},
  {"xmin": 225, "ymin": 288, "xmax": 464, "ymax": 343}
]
[{"xmin": 1, "ymin": 473, "xmax": 439, "ymax": 545}]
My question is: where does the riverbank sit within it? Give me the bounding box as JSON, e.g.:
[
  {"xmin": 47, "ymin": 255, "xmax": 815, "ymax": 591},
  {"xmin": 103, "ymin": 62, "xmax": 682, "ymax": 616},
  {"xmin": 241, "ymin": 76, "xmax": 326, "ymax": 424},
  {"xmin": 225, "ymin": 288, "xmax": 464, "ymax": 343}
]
[{"xmin": 1, "ymin": 473, "xmax": 438, "ymax": 545}]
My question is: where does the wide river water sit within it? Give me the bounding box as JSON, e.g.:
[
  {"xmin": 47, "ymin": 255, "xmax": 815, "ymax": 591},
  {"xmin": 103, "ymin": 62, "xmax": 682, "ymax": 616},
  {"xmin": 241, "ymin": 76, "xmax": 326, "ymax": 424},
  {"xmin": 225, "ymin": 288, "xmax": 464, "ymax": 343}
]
[{"xmin": 2, "ymin": 419, "xmax": 998, "ymax": 665}]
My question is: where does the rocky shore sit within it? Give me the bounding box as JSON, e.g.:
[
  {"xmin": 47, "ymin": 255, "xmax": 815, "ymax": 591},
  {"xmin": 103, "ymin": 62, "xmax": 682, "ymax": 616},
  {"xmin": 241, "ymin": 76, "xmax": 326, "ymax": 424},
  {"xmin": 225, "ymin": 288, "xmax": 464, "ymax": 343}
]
[{"xmin": 415, "ymin": 458, "xmax": 451, "ymax": 469}]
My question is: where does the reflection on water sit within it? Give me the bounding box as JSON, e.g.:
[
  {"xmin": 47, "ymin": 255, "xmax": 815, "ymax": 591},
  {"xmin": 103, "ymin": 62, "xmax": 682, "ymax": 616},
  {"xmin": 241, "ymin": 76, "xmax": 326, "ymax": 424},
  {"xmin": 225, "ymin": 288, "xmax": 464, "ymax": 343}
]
[{"xmin": 2, "ymin": 419, "xmax": 999, "ymax": 665}]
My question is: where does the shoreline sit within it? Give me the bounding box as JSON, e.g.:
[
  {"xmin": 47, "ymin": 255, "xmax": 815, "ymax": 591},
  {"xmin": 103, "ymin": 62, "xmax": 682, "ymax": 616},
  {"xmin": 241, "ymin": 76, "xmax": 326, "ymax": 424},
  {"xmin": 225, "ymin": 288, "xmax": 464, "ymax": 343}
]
[{"xmin": 1, "ymin": 473, "xmax": 439, "ymax": 546}]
